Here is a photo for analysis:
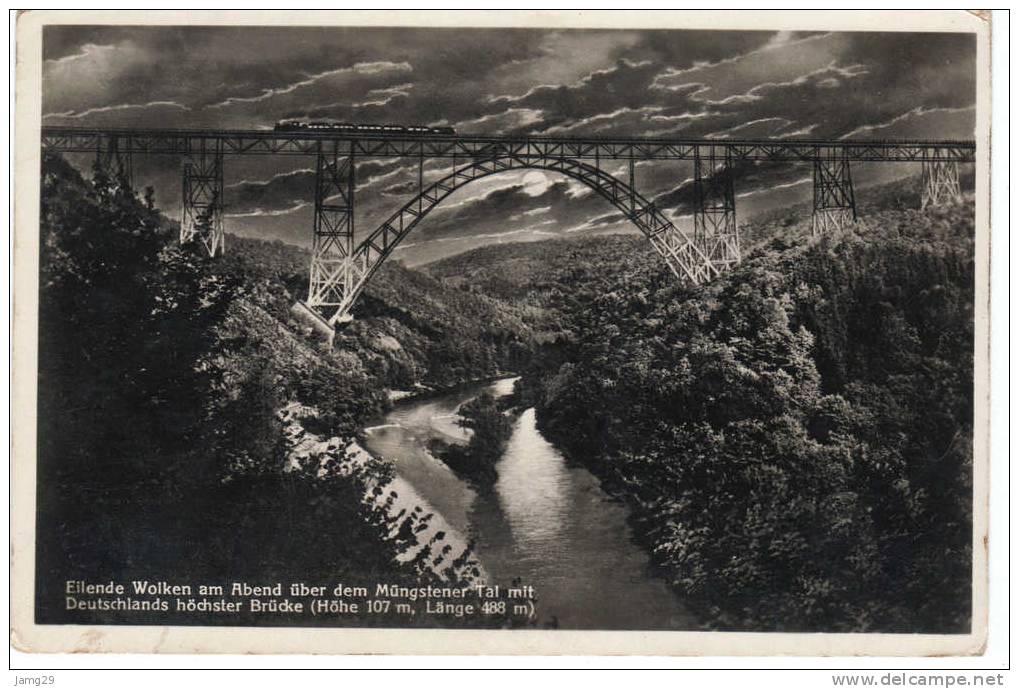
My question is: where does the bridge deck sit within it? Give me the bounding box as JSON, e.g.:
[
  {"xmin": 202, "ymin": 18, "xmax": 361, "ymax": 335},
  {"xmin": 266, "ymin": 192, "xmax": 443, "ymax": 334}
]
[{"xmin": 40, "ymin": 127, "xmax": 977, "ymax": 163}]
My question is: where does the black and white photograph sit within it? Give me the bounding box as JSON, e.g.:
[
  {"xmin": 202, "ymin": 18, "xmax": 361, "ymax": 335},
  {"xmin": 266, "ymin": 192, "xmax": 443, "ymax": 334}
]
[{"xmin": 11, "ymin": 10, "xmax": 994, "ymax": 657}]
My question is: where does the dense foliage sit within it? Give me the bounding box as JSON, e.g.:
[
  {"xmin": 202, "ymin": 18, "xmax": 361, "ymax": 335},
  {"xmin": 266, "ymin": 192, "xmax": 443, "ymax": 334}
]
[
  {"xmin": 428, "ymin": 393, "xmax": 516, "ymax": 485},
  {"xmin": 35, "ymin": 153, "xmax": 975, "ymax": 633},
  {"xmin": 429, "ymin": 187, "xmax": 975, "ymax": 632},
  {"xmin": 35, "ymin": 154, "xmax": 526, "ymax": 625}
]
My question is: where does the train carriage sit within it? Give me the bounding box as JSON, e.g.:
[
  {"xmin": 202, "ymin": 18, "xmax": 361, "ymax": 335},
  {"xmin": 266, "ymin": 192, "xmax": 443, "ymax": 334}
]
[{"xmin": 275, "ymin": 121, "xmax": 455, "ymax": 136}]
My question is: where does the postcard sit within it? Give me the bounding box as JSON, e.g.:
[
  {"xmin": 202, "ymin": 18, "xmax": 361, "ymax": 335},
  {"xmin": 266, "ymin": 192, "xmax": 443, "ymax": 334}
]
[{"xmin": 11, "ymin": 10, "xmax": 991, "ymax": 655}]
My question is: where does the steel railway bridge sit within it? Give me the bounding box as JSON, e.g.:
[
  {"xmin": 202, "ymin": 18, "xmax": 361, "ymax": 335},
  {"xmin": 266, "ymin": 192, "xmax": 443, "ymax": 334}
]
[{"xmin": 40, "ymin": 126, "xmax": 976, "ymax": 336}]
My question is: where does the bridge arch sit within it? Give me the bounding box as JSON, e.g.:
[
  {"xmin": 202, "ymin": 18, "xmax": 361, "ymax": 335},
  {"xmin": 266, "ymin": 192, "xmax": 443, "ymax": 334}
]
[{"xmin": 323, "ymin": 154, "xmax": 720, "ymax": 325}]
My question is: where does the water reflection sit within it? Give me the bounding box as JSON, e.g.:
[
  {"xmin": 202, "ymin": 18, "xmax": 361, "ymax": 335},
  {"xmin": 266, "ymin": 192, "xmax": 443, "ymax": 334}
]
[
  {"xmin": 362, "ymin": 378, "xmax": 694, "ymax": 630},
  {"xmin": 493, "ymin": 409, "xmax": 569, "ymax": 544}
]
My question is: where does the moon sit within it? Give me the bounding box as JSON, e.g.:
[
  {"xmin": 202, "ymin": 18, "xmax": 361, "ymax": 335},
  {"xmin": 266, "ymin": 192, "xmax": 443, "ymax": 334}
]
[{"xmin": 521, "ymin": 170, "xmax": 552, "ymax": 197}]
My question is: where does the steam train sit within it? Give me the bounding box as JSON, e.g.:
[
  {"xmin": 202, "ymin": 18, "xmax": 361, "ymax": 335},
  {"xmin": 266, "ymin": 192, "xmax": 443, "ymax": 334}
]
[{"xmin": 274, "ymin": 121, "xmax": 456, "ymax": 136}]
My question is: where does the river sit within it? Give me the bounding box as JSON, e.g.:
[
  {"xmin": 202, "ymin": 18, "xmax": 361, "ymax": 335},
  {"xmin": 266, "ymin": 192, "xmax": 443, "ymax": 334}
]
[{"xmin": 361, "ymin": 377, "xmax": 695, "ymax": 630}]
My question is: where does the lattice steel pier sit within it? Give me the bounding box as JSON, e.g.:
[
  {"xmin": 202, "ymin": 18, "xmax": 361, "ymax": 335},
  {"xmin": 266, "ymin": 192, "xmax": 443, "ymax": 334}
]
[
  {"xmin": 812, "ymin": 148, "xmax": 857, "ymax": 236},
  {"xmin": 41, "ymin": 127, "xmax": 977, "ymax": 333},
  {"xmin": 180, "ymin": 139, "xmax": 225, "ymax": 257},
  {"xmin": 305, "ymin": 141, "xmax": 356, "ymax": 324},
  {"xmin": 694, "ymin": 145, "xmax": 740, "ymax": 268},
  {"xmin": 921, "ymin": 147, "xmax": 964, "ymax": 209}
]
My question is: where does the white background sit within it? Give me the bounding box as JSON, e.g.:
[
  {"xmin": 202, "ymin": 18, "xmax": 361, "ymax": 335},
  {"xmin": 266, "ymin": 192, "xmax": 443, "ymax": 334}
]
[{"xmin": 4, "ymin": 6, "xmax": 1012, "ymax": 683}]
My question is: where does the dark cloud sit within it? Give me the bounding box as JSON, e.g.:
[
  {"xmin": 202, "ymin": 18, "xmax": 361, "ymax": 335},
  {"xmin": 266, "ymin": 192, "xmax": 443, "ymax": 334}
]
[
  {"xmin": 42, "ymin": 25, "xmax": 977, "ymax": 262},
  {"xmin": 652, "ymin": 160, "xmax": 808, "ymax": 213},
  {"xmin": 585, "ymin": 212, "xmax": 627, "ymax": 229},
  {"xmin": 226, "ymin": 169, "xmax": 314, "ymax": 215},
  {"xmin": 411, "ymin": 173, "xmax": 654, "ymax": 245},
  {"xmin": 381, "ymin": 180, "xmax": 417, "ymax": 197},
  {"xmin": 222, "ymin": 158, "xmax": 406, "ymax": 216},
  {"xmin": 483, "ymin": 58, "xmax": 665, "ymax": 133}
]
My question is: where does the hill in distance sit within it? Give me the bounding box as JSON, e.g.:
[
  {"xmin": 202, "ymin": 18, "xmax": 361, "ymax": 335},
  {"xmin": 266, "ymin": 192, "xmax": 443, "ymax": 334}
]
[{"xmin": 423, "ymin": 172, "xmax": 974, "ymax": 304}]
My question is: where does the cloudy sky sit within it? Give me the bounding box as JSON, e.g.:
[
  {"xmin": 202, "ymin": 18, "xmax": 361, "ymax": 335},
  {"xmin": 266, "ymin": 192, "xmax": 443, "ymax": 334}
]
[{"xmin": 42, "ymin": 25, "xmax": 976, "ymax": 264}]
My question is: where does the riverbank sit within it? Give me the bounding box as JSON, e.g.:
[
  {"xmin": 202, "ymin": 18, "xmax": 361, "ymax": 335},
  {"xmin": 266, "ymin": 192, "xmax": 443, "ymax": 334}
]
[
  {"xmin": 383, "ymin": 372, "xmax": 519, "ymax": 408},
  {"xmin": 280, "ymin": 400, "xmax": 482, "ymax": 578},
  {"xmin": 427, "ymin": 392, "xmax": 518, "ymax": 486},
  {"xmin": 33, "ymin": 155, "xmax": 517, "ymax": 627},
  {"xmin": 358, "ymin": 377, "xmax": 696, "ymax": 630},
  {"xmin": 521, "ymin": 200, "xmax": 976, "ymax": 632}
]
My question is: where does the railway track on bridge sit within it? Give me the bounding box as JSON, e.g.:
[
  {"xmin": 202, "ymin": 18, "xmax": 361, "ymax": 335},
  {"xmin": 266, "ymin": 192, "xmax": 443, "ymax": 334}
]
[{"xmin": 41, "ymin": 127, "xmax": 975, "ymax": 162}]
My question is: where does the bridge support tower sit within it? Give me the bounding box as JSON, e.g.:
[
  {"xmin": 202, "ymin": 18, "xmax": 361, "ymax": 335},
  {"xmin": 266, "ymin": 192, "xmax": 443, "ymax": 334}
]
[
  {"xmin": 812, "ymin": 148, "xmax": 856, "ymax": 236},
  {"xmin": 921, "ymin": 149, "xmax": 962, "ymax": 209},
  {"xmin": 95, "ymin": 134, "xmax": 133, "ymax": 190},
  {"xmin": 303, "ymin": 141, "xmax": 355, "ymax": 333},
  {"xmin": 693, "ymin": 145, "xmax": 740, "ymax": 269},
  {"xmin": 180, "ymin": 140, "xmax": 225, "ymax": 257}
]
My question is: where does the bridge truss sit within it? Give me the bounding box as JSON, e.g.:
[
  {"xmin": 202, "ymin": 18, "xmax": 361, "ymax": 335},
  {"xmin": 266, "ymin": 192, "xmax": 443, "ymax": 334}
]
[
  {"xmin": 40, "ymin": 127, "xmax": 977, "ymax": 331},
  {"xmin": 921, "ymin": 150, "xmax": 964, "ymax": 210},
  {"xmin": 42, "ymin": 127, "xmax": 975, "ymax": 162},
  {"xmin": 694, "ymin": 145, "xmax": 740, "ymax": 267},
  {"xmin": 812, "ymin": 148, "xmax": 857, "ymax": 236},
  {"xmin": 179, "ymin": 138, "xmax": 225, "ymax": 257},
  {"xmin": 326, "ymin": 153, "xmax": 719, "ymax": 325}
]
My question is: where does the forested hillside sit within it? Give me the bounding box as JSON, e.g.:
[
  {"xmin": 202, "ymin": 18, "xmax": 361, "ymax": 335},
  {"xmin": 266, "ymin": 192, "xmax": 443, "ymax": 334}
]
[
  {"xmin": 426, "ymin": 183, "xmax": 975, "ymax": 633},
  {"xmin": 35, "ymin": 151, "xmax": 975, "ymax": 633},
  {"xmin": 34, "ymin": 154, "xmax": 530, "ymax": 625}
]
